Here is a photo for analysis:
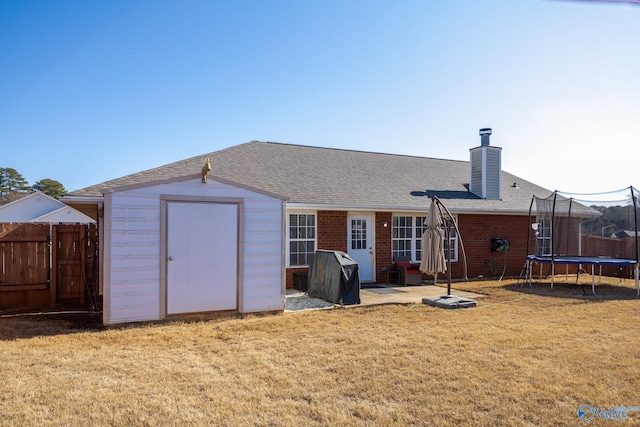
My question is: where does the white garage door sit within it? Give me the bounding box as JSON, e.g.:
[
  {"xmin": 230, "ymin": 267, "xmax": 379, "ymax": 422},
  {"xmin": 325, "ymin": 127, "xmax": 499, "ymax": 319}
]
[{"xmin": 166, "ymin": 201, "xmax": 238, "ymax": 314}]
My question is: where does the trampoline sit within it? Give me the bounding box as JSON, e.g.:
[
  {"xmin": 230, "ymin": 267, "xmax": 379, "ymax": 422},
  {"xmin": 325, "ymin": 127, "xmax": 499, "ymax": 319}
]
[
  {"xmin": 525, "ymin": 255, "xmax": 639, "ymax": 296},
  {"xmin": 523, "ymin": 187, "xmax": 640, "ymax": 296}
]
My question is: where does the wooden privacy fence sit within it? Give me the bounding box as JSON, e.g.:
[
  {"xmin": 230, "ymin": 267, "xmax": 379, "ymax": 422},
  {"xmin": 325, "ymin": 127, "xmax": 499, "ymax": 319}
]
[
  {"xmin": 0, "ymin": 223, "xmax": 49, "ymax": 289},
  {"xmin": 581, "ymin": 234, "xmax": 638, "ymax": 278},
  {"xmin": 0, "ymin": 223, "xmax": 98, "ymax": 310}
]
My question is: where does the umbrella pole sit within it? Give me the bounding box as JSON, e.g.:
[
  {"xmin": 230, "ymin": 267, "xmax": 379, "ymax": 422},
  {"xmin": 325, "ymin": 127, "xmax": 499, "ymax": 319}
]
[{"xmin": 446, "ymin": 217, "xmax": 452, "ymax": 296}]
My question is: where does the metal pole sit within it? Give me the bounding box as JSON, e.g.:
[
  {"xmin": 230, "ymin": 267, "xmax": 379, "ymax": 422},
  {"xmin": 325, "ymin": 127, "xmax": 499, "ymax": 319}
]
[
  {"xmin": 434, "ymin": 196, "xmax": 468, "ymax": 283},
  {"xmin": 630, "ymin": 186, "xmax": 639, "ymax": 297},
  {"xmin": 631, "ymin": 186, "xmax": 638, "ymax": 264},
  {"xmin": 446, "ymin": 217, "xmax": 451, "ymax": 296},
  {"xmin": 527, "ymin": 196, "xmax": 534, "ymax": 256},
  {"xmin": 551, "ymin": 192, "xmax": 557, "ymax": 289},
  {"xmin": 567, "ymin": 197, "xmax": 573, "ymax": 255}
]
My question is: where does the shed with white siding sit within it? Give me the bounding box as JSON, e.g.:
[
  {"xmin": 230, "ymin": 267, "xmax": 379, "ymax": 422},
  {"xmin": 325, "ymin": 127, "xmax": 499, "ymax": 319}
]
[{"xmin": 101, "ymin": 173, "xmax": 287, "ymax": 325}]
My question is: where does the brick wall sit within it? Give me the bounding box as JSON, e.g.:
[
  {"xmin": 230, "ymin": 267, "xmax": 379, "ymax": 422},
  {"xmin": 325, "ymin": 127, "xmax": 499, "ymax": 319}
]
[
  {"xmin": 453, "ymin": 214, "xmax": 530, "ymax": 279},
  {"xmin": 374, "ymin": 213, "xmax": 531, "ymax": 283},
  {"xmin": 285, "ymin": 210, "xmax": 348, "ymax": 288},
  {"xmin": 284, "ymin": 211, "xmax": 532, "ymax": 288},
  {"xmin": 375, "ymin": 212, "xmax": 393, "ymax": 282},
  {"xmin": 317, "ymin": 211, "xmax": 347, "ymax": 252}
]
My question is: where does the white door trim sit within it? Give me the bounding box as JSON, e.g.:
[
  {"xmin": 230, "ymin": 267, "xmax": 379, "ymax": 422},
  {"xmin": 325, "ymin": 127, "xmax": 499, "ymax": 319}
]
[
  {"xmin": 347, "ymin": 213, "xmax": 375, "ymax": 283},
  {"xmin": 160, "ymin": 195, "xmax": 244, "ymax": 318}
]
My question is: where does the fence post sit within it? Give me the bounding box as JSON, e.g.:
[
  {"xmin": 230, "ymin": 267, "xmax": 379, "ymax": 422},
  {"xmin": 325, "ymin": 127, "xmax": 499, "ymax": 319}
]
[{"xmin": 50, "ymin": 225, "xmax": 57, "ymax": 306}]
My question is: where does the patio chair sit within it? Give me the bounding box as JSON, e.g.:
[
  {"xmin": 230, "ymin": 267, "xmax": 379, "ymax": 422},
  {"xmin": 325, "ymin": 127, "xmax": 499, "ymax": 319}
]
[{"xmin": 393, "ymin": 256, "xmax": 423, "ymax": 286}]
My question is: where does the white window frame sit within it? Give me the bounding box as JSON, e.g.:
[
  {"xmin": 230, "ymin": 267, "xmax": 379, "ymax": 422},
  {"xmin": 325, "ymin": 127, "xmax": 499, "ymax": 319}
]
[
  {"xmin": 444, "ymin": 223, "xmax": 459, "ymax": 263},
  {"xmin": 392, "ymin": 214, "xmax": 458, "ymax": 263},
  {"xmin": 286, "ymin": 211, "xmax": 317, "ymax": 267},
  {"xmin": 535, "ymin": 218, "xmax": 552, "ymax": 256},
  {"xmin": 392, "ymin": 215, "xmax": 413, "ymax": 260}
]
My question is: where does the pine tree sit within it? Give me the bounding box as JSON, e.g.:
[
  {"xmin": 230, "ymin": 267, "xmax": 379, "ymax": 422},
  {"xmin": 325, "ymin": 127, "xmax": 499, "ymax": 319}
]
[
  {"xmin": 33, "ymin": 179, "xmax": 67, "ymax": 199},
  {"xmin": 0, "ymin": 167, "xmax": 33, "ymax": 204}
]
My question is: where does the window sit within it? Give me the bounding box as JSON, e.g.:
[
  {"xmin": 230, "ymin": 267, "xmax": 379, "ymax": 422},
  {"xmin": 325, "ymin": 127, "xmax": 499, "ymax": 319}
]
[
  {"xmin": 351, "ymin": 218, "xmax": 367, "ymax": 250},
  {"xmin": 288, "ymin": 213, "xmax": 316, "ymax": 266},
  {"xmin": 535, "ymin": 219, "xmax": 552, "ymax": 256},
  {"xmin": 415, "ymin": 216, "xmax": 427, "ymax": 261},
  {"xmin": 444, "ymin": 226, "xmax": 458, "ymax": 262},
  {"xmin": 392, "ymin": 214, "xmax": 458, "ymax": 262},
  {"xmin": 392, "ymin": 216, "xmax": 412, "ymax": 259}
]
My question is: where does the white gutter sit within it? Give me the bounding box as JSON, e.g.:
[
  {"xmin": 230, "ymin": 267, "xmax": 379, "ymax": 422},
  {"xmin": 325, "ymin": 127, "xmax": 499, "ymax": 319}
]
[
  {"xmin": 285, "ymin": 202, "xmax": 532, "ymax": 216},
  {"xmin": 286, "ymin": 203, "xmax": 422, "ymax": 212},
  {"xmin": 59, "ymin": 195, "xmax": 104, "ymax": 204}
]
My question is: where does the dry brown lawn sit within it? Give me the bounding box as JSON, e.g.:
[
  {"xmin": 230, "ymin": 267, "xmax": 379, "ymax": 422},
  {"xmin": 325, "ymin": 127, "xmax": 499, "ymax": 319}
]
[{"xmin": 1, "ymin": 277, "xmax": 640, "ymax": 426}]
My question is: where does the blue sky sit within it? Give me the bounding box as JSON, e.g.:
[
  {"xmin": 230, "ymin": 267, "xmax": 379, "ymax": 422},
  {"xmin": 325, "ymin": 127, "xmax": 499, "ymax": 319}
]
[{"xmin": 1, "ymin": 0, "xmax": 639, "ymax": 194}]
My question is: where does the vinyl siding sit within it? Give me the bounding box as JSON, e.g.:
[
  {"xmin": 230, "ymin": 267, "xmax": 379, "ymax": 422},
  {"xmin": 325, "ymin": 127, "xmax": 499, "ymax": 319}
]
[
  {"xmin": 485, "ymin": 148, "xmax": 502, "ymax": 200},
  {"xmin": 469, "ymin": 146, "xmax": 502, "ymax": 200},
  {"xmin": 103, "ymin": 177, "xmax": 284, "ymax": 325},
  {"xmin": 469, "ymin": 149, "xmax": 483, "ymax": 197}
]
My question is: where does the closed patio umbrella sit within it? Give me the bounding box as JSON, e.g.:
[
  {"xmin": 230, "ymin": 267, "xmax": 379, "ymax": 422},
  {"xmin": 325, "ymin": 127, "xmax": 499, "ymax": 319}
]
[{"xmin": 419, "ymin": 198, "xmax": 447, "ymax": 280}]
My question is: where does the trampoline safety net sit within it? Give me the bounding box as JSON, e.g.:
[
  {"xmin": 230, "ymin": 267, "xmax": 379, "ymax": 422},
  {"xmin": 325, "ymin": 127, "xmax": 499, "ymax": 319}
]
[{"xmin": 530, "ymin": 186, "xmax": 640, "ymax": 266}]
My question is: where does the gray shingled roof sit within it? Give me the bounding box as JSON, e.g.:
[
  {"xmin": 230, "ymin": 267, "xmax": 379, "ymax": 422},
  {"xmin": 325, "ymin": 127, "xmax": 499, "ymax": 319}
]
[{"xmin": 68, "ymin": 141, "xmax": 554, "ymax": 214}]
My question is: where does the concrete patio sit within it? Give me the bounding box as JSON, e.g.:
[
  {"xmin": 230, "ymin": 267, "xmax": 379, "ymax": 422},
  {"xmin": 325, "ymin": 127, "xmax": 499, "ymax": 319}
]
[
  {"xmin": 358, "ymin": 284, "xmax": 484, "ymax": 307},
  {"xmin": 285, "ymin": 283, "xmax": 484, "ymax": 312}
]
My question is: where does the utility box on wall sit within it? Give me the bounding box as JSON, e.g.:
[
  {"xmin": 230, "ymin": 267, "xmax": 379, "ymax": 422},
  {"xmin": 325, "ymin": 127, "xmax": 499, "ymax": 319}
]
[{"xmin": 293, "ymin": 271, "xmax": 308, "ymax": 292}]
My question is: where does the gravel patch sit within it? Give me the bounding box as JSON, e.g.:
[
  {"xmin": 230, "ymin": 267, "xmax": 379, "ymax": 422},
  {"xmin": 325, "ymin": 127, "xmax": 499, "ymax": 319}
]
[{"xmin": 285, "ymin": 289, "xmax": 335, "ymax": 312}]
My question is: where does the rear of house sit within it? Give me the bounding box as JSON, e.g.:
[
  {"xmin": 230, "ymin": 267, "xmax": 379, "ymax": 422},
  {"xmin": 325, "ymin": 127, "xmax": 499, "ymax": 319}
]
[{"xmin": 64, "ymin": 132, "xmax": 553, "ymax": 324}]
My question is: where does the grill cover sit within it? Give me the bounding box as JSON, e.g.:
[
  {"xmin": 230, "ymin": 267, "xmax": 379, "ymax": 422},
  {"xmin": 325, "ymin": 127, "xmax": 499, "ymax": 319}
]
[{"xmin": 307, "ymin": 250, "xmax": 360, "ymax": 305}]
